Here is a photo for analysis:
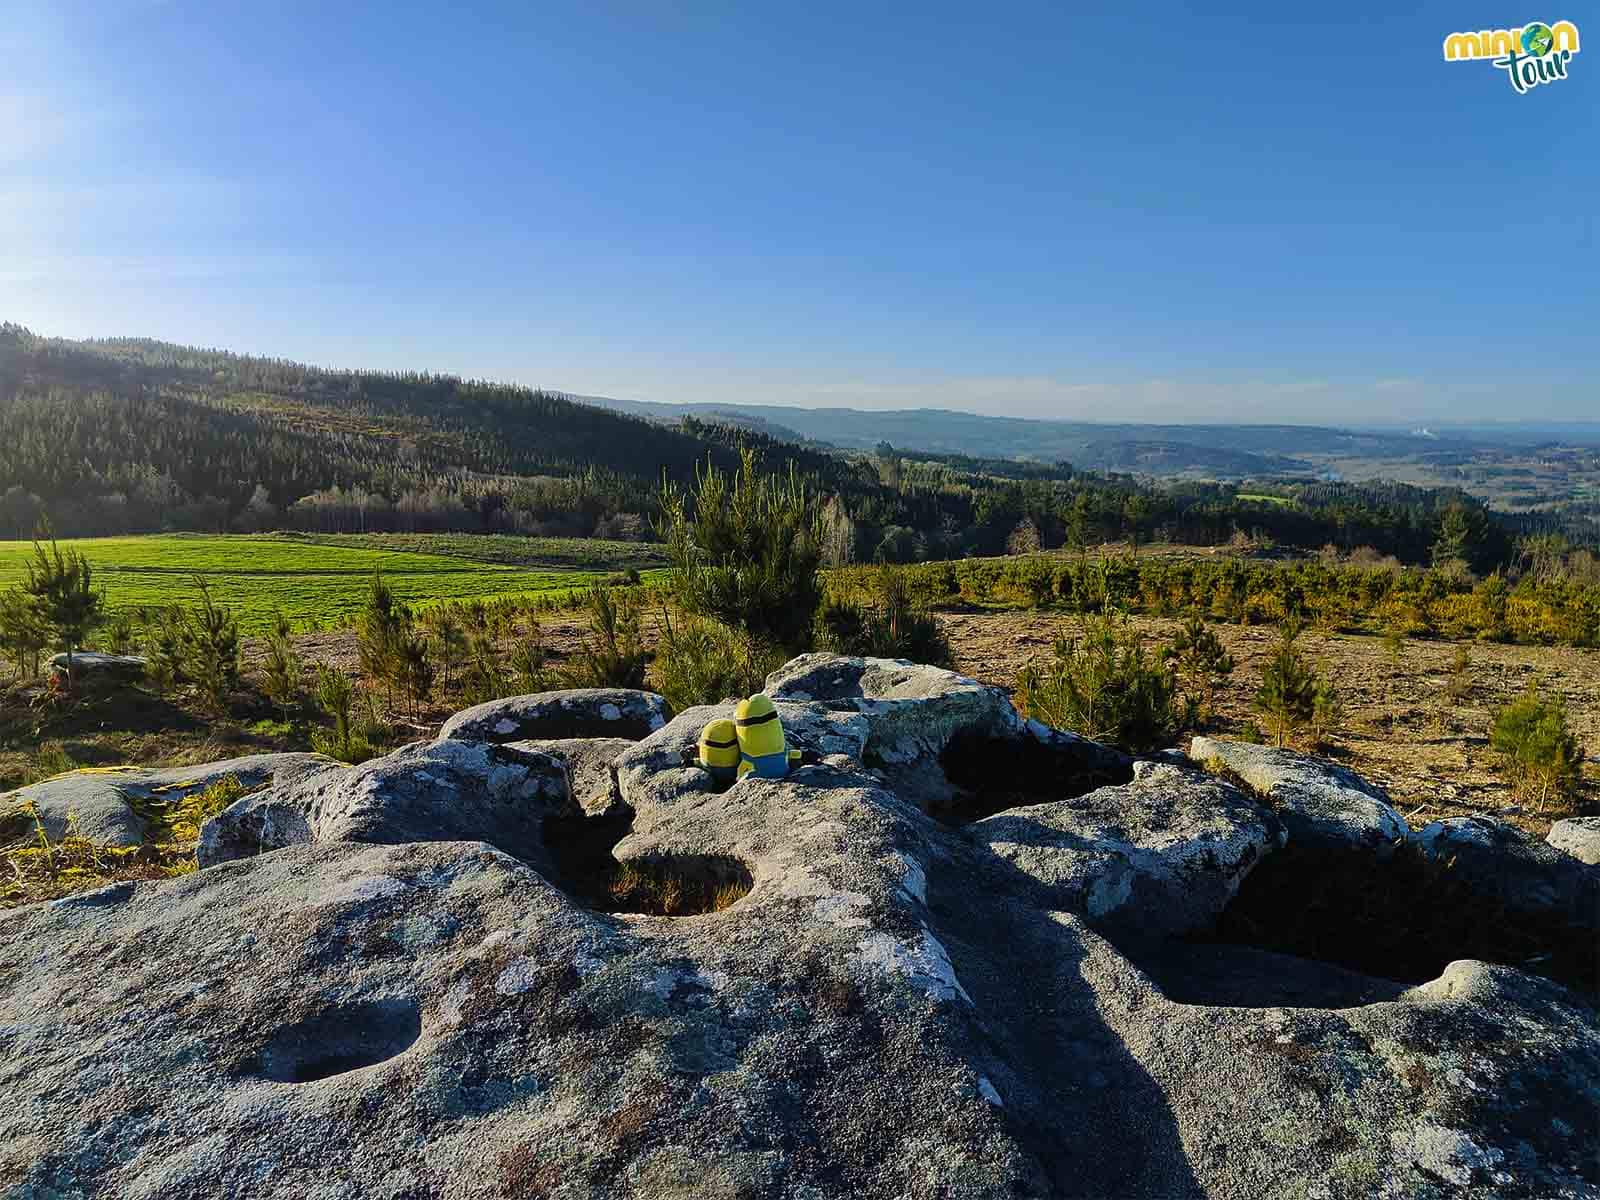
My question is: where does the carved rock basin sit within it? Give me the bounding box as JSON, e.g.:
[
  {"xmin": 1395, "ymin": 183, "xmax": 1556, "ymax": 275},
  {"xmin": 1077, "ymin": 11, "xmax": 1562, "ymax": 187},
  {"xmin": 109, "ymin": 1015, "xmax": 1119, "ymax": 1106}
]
[{"xmin": 1, "ymin": 658, "xmax": 1594, "ymax": 1198}]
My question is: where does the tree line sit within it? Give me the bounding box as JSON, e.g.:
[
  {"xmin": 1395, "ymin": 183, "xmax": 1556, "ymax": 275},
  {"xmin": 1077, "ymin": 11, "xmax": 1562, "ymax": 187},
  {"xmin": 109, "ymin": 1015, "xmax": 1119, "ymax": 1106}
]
[{"xmin": 2, "ymin": 324, "xmax": 1591, "ymax": 576}]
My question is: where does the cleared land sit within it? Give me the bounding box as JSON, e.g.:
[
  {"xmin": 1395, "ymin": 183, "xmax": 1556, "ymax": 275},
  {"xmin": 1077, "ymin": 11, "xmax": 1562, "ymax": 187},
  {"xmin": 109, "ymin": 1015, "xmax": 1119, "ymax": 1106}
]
[
  {"xmin": 936, "ymin": 609, "xmax": 1599, "ymax": 836},
  {"xmin": 0, "ymin": 534, "xmax": 666, "ymax": 633},
  {"xmin": 249, "ymin": 605, "xmax": 1598, "ymax": 836}
]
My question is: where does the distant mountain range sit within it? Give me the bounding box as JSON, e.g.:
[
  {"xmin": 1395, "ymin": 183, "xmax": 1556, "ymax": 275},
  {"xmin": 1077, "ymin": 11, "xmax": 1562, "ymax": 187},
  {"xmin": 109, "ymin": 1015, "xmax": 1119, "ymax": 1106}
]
[{"xmin": 567, "ymin": 395, "xmax": 1501, "ymax": 477}]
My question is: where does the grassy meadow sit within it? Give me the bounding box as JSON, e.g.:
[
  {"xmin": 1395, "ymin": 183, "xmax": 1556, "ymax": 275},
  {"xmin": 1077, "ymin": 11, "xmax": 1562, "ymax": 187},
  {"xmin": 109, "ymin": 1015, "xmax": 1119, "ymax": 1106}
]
[{"xmin": 0, "ymin": 534, "xmax": 667, "ymax": 634}]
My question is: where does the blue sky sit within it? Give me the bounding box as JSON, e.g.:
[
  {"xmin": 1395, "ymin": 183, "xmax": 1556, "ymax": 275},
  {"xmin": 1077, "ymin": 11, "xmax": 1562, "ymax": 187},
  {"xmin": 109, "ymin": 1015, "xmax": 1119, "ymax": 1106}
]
[{"xmin": 2, "ymin": 1, "xmax": 1595, "ymax": 423}]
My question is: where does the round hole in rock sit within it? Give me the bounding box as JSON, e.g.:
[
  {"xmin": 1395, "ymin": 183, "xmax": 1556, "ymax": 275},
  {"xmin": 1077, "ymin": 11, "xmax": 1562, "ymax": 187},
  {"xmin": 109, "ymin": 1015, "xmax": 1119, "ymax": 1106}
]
[
  {"xmin": 933, "ymin": 731, "xmax": 1133, "ymax": 824},
  {"xmin": 543, "ymin": 810, "xmax": 753, "ymax": 916},
  {"xmin": 1115, "ymin": 845, "xmax": 1597, "ymax": 1008},
  {"xmin": 249, "ymin": 998, "xmax": 421, "ymax": 1083},
  {"xmin": 601, "ymin": 853, "xmax": 754, "ymax": 916}
]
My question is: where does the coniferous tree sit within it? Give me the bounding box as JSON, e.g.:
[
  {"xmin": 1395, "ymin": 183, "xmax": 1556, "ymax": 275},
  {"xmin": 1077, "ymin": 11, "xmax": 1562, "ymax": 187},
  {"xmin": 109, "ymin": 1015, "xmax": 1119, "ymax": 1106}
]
[
  {"xmin": 562, "ymin": 584, "xmax": 647, "ymax": 689},
  {"xmin": 261, "ymin": 611, "xmax": 303, "ymax": 722},
  {"xmin": 1014, "ymin": 613, "xmax": 1184, "ymax": 752},
  {"xmin": 659, "ymin": 447, "xmax": 823, "ymax": 655},
  {"xmin": 1490, "ymin": 685, "xmax": 1585, "ymax": 810},
  {"xmin": 183, "ymin": 577, "xmax": 241, "ymax": 713},
  {"xmin": 0, "ymin": 587, "xmax": 49, "ymax": 679},
  {"xmin": 356, "ymin": 573, "xmax": 408, "ymax": 706},
  {"xmin": 22, "ymin": 537, "xmax": 103, "ymax": 683},
  {"xmin": 1162, "ymin": 615, "xmax": 1235, "ymax": 721},
  {"xmin": 1255, "ymin": 621, "xmax": 1318, "ymax": 748}
]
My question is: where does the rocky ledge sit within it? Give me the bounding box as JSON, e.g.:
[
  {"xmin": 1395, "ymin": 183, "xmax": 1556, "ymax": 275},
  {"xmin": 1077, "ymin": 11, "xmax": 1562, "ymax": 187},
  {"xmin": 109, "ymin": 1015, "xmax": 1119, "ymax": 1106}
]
[{"xmin": 0, "ymin": 656, "xmax": 1595, "ymax": 1199}]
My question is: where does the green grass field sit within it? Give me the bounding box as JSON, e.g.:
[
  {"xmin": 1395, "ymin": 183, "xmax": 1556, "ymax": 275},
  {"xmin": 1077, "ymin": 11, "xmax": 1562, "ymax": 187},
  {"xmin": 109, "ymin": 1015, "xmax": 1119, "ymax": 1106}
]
[
  {"xmin": 1234, "ymin": 493, "xmax": 1295, "ymax": 507},
  {"xmin": 301, "ymin": 532, "xmax": 668, "ymax": 569},
  {"xmin": 0, "ymin": 534, "xmax": 667, "ymax": 634}
]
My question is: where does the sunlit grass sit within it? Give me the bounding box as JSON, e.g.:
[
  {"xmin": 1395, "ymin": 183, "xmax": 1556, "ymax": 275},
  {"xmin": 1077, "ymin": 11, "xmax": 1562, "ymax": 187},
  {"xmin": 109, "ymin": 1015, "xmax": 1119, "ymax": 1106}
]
[{"xmin": 0, "ymin": 534, "xmax": 667, "ymax": 633}]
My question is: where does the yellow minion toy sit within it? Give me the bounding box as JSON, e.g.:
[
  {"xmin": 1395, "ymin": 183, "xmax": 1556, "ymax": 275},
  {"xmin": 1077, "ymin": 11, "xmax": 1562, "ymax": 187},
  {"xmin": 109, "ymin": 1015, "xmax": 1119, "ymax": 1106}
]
[
  {"xmin": 696, "ymin": 718, "xmax": 741, "ymax": 785},
  {"xmin": 734, "ymin": 693, "xmax": 802, "ymax": 779}
]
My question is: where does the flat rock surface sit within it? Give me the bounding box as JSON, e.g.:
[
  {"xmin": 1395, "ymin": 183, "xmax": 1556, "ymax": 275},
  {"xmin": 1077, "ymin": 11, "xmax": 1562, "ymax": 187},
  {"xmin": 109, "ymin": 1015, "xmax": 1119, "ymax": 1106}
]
[
  {"xmin": 196, "ymin": 740, "xmax": 577, "ymax": 878},
  {"xmin": 1547, "ymin": 815, "xmax": 1600, "ymax": 866},
  {"xmin": 0, "ymin": 752, "xmax": 332, "ymax": 847},
  {"xmin": 614, "ymin": 700, "xmax": 870, "ymax": 833},
  {"xmin": 2, "ymin": 656, "xmax": 1596, "ymax": 1198},
  {"xmin": 766, "ymin": 653, "xmax": 1023, "ymax": 765},
  {"xmin": 968, "ymin": 764, "xmax": 1283, "ymax": 938},
  {"xmin": 437, "ymin": 688, "xmax": 670, "ymax": 744},
  {"xmin": 506, "ymin": 737, "xmax": 634, "ymax": 818},
  {"xmin": 1190, "ymin": 736, "xmax": 1409, "ymax": 857}
]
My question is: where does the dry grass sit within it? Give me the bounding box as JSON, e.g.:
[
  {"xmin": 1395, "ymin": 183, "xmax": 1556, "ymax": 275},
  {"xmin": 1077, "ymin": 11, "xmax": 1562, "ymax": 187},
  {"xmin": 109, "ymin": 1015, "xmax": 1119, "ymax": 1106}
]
[
  {"xmin": 941, "ymin": 610, "xmax": 1599, "ymax": 836},
  {"xmin": 1, "ymin": 805, "xmax": 195, "ymax": 906},
  {"xmin": 1, "ymin": 774, "xmax": 253, "ymax": 908},
  {"xmin": 604, "ymin": 860, "xmax": 751, "ymax": 916}
]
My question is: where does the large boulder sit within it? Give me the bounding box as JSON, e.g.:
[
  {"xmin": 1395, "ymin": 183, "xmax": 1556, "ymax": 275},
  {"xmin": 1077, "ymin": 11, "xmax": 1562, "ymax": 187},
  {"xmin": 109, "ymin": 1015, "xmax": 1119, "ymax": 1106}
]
[
  {"xmin": 437, "ymin": 687, "xmax": 670, "ymax": 743},
  {"xmin": 0, "ymin": 752, "xmax": 332, "ymax": 847},
  {"xmin": 196, "ymin": 740, "xmax": 578, "ymax": 875},
  {"xmin": 766, "ymin": 653, "xmax": 1022, "ymax": 764},
  {"xmin": 762, "ymin": 655, "xmax": 1131, "ymax": 818},
  {"xmin": 5, "ymin": 758, "xmax": 1596, "ymax": 1197},
  {"xmin": 1412, "ymin": 816, "xmax": 1600, "ymax": 931},
  {"xmin": 1547, "ymin": 815, "xmax": 1600, "ymax": 866},
  {"xmin": 614, "ymin": 700, "xmax": 870, "ymax": 833},
  {"xmin": 506, "ymin": 736, "xmax": 634, "ymax": 819},
  {"xmin": 47, "ymin": 651, "xmax": 145, "ymax": 691},
  {"xmin": 968, "ymin": 763, "xmax": 1283, "ymax": 938},
  {"xmin": 4, "ymin": 659, "xmax": 1596, "ymax": 1198},
  {"xmin": 1190, "ymin": 735, "xmax": 1409, "ymax": 858}
]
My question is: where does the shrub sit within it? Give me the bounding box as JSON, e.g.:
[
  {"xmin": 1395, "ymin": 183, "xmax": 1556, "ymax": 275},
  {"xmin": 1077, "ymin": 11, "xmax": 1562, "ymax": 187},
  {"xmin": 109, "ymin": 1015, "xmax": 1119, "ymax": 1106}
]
[
  {"xmin": 1162, "ymin": 615, "xmax": 1234, "ymax": 721},
  {"xmin": 393, "ymin": 632, "xmax": 434, "ymax": 715},
  {"xmin": 816, "ymin": 600, "xmax": 873, "ymax": 657},
  {"xmin": 651, "ymin": 610, "xmax": 776, "ymax": 710},
  {"xmin": 183, "ymin": 576, "xmax": 241, "ymax": 714},
  {"xmin": 0, "ymin": 587, "xmax": 48, "ymax": 679},
  {"xmin": 310, "ymin": 664, "xmax": 376, "ymax": 763},
  {"xmin": 159, "ymin": 774, "xmax": 249, "ymax": 842},
  {"xmin": 1310, "ymin": 670, "xmax": 1343, "ymax": 749},
  {"xmin": 101, "ymin": 611, "xmax": 136, "ymax": 655},
  {"xmin": 425, "ymin": 611, "xmax": 468, "ymax": 695},
  {"xmin": 21, "ymin": 537, "xmax": 103, "ymax": 678},
  {"xmin": 659, "ymin": 447, "xmax": 823, "ymax": 654},
  {"xmin": 1489, "ymin": 686, "xmax": 1586, "ymax": 811},
  {"xmin": 459, "ymin": 631, "xmax": 509, "ymax": 706},
  {"xmin": 142, "ymin": 605, "xmax": 188, "ymax": 695},
  {"xmin": 562, "ymin": 583, "xmax": 647, "ymax": 689},
  {"xmin": 817, "ymin": 566, "xmax": 952, "ymax": 667},
  {"xmin": 508, "ymin": 622, "xmax": 554, "ymax": 692},
  {"xmin": 1014, "ymin": 614, "xmax": 1184, "ymax": 751},
  {"xmin": 1255, "ymin": 622, "xmax": 1318, "ymax": 748},
  {"xmin": 260, "ymin": 611, "xmax": 303, "ymax": 721},
  {"xmin": 355, "ymin": 573, "xmax": 433, "ymax": 714}
]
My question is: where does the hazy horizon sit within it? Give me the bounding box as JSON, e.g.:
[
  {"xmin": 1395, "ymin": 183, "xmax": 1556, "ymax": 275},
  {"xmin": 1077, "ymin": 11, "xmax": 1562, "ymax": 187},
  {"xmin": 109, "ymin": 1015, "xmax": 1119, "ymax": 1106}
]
[{"xmin": 4, "ymin": 2, "xmax": 1594, "ymax": 425}]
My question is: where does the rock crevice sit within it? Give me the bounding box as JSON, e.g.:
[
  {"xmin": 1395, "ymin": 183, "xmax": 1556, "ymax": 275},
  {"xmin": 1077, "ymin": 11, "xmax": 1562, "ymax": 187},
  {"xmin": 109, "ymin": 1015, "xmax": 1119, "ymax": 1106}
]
[{"xmin": 2, "ymin": 658, "xmax": 1594, "ymax": 1199}]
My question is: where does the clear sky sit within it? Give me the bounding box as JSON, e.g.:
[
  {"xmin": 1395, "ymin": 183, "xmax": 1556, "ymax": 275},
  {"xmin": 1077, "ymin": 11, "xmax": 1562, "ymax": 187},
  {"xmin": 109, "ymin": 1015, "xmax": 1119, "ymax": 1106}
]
[{"xmin": 2, "ymin": 1, "xmax": 1595, "ymax": 423}]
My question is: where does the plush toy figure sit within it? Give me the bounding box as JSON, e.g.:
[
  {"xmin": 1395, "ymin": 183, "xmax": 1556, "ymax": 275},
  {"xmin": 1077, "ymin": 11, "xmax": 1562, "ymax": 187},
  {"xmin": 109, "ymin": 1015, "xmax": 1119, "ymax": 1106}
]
[
  {"xmin": 734, "ymin": 693, "xmax": 802, "ymax": 779},
  {"xmin": 696, "ymin": 718, "xmax": 741, "ymax": 785}
]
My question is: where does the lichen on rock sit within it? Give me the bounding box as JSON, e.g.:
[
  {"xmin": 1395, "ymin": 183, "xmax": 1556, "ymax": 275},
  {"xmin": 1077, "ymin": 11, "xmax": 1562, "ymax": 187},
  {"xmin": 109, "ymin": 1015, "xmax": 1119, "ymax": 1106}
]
[{"xmin": 1, "ymin": 653, "xmax": 1593, "ymax": 1199}]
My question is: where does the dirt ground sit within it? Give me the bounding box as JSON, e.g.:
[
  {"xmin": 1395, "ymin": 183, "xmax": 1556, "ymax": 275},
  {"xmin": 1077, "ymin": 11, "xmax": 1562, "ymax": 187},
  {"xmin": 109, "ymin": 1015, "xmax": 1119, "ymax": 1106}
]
[
  {"xmin": 429, "ymin": 605, "xmax": 1599, "ymax": 834},
  {"xmin": 937, "ymin": 609, "xmax": 1600, "ymax": 835},
  {"xmin": 8, "ymin": 607, "xmax": 1596, "ymax": 839}
]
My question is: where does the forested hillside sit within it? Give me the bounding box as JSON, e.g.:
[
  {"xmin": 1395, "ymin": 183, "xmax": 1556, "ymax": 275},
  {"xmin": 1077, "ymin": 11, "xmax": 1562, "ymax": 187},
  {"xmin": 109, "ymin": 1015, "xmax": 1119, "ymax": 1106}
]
[
  {"xmin": 0, "ymin": 324, "xmax": 852, "ymax": 538},
  {"xmin": 1, "ymin": 324, "xmax": 1590, "ymax": 575}
]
